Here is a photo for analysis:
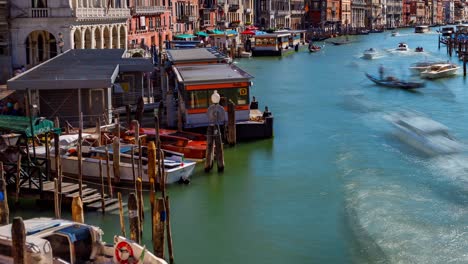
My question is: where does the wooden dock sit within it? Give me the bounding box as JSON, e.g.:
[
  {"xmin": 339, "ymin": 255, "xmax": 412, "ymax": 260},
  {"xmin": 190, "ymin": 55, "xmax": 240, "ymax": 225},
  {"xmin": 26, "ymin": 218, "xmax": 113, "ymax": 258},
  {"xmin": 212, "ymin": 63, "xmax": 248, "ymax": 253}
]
[{"xmin": 20, "ymin": 180, "xmax": 126, "ymax": 212}]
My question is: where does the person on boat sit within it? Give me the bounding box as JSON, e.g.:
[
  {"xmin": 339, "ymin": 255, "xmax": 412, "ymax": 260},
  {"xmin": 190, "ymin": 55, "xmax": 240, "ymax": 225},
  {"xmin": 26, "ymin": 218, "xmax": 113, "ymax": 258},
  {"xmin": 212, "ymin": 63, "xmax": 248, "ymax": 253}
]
[
  {"xmin": 379, "ymin": 65, "xmax": 385, "ymax": 80},
  {"xmin": 369, "ymin": 48, "xmax": 375, "ymax": 52},
  {"xmin": 250, "ymin": 96, "xmax": 259, "ymax": 110}
]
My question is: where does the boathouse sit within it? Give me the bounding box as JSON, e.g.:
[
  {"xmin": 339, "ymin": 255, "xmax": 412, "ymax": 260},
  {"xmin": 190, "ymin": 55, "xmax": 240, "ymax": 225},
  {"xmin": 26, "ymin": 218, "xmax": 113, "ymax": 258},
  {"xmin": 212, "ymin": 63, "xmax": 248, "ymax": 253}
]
[{"xmin": 7, "ymin": 49, "xmax": 153, "ymax": 126}]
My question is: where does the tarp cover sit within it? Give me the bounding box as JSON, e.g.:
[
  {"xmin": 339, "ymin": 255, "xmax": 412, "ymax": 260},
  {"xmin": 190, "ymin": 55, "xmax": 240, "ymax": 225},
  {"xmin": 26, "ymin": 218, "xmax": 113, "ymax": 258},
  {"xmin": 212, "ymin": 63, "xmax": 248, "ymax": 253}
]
[{"xmin": 0, "ymin": 115, "xmax": 58, "ymax": 137}]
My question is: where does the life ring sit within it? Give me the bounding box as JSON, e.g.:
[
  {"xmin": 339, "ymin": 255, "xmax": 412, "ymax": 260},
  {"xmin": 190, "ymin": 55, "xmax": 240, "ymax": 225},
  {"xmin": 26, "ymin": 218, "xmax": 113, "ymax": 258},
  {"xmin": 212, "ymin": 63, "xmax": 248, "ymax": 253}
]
[{"xmin": 115, "ymin": 241, "xmax": 137, "ymax": 264}]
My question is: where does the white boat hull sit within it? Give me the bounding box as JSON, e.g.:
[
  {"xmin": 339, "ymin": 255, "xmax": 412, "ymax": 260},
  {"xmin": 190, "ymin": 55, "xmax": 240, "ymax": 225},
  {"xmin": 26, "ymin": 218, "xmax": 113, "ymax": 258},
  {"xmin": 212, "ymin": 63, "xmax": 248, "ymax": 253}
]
[
  {"xmin": 420, "ymin": 68, "xmax": 458, "ymax": 79},
  {"xmin": 45, "ymin": 153, "xmax": 196, "ymax": 184},
  {"xmin": 363, "ymin": 52, "xmax": 377, "ymax": 59}
]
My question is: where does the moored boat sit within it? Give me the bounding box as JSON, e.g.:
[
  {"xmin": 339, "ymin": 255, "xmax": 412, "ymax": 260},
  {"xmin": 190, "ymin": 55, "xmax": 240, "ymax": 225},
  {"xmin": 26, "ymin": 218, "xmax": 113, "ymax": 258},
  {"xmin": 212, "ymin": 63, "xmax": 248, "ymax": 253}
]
[
  {"xmin": 365, "ymin": 73, "xmax": 425, "ymax": 89},
  {"xmin": 308, "ymin": 44, "xmax": 322, "ymax": 52},
  {"xmin": 0, "ymin": 218, "xmax": 167, "ymax": 264},
  {"xmin": 415, "ymin": 25, "xmax": 430, "ymax": 33},
  {"xmin": 240, "ymin": 51, "xmax": 252, "ymax": 58},
  {"xmin": 387, "ymin": 112, "xmax": 465, "ymax": 155},
  {"xmin": 409, "ymin": 61, "xmax": 448, "ymax": 73},
  {"xmin": 420, "ymin": 63, "xmax": 459, "ymax": 79}
]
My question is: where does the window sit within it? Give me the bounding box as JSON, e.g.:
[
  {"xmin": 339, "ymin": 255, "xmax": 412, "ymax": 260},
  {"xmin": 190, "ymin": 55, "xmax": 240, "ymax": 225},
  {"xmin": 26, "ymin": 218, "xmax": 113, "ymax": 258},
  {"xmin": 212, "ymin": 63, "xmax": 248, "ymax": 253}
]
[
  {"xmin": 218, "ymin": 88, "xmax": 249, "ymax": 106},
  {"xmin": 260, "ymin": 0, "xmax": 266, "ymax": 11},
  {"xmin": 187, "ymin": 90, "xmax": 209, "ymax": 109}
]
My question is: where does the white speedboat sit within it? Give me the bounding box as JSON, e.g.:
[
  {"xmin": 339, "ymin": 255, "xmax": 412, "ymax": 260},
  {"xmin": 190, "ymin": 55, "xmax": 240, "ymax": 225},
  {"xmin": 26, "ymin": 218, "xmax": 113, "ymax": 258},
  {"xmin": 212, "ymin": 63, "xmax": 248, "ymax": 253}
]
[
  {"xmin": 35, "ymin": 134, "xmax": 196, "ymax": 185},
  {"xmin": 391, "ymin": 31, "xmax": 399, "ymax": 37},
  {"xmin": 396, "ymin": 42, "xmax": 409, "ymax": 51},
  {"xmin": 388, "ymin": 112, "xmax": 465, "ymax": 156},
  {"xmin": 0, "ymin": 218, "xmax": 167, "ymax": 264},
  {"xmin": 363, "ymin": 48, "xmax": 378, "ymax": 59},
  {"xmin": 420, "ymin": 63, "xmax": 459, "ymax": 79},
  {"xmin": 409, "ymin": 61, "xmax": 449, "ymax": 74},
  {"xmin": 240, "ymin": 51, "xmax": 252, "ymax": 58}
]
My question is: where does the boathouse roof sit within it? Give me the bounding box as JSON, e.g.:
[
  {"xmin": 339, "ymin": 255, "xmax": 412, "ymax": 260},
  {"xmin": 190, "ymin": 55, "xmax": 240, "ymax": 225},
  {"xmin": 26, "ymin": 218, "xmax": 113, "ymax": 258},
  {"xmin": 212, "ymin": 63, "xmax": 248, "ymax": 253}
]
[
  {"xmin": 7, "ymin": 49, "xmax": 153, "ymax": 91},
  {"xmin": 172, "ymin": 64, "xmax": 253, "ymax": 85},
  {"xmin": 165, "ymin": 48, "xmax": 227, "ymax": 64}
]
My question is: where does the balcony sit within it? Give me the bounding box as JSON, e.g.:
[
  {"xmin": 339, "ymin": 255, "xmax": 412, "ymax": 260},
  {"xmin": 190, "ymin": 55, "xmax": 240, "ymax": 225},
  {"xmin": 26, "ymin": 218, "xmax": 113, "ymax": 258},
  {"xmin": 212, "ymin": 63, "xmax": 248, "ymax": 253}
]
[
  {"xmin": 244, "ymin": 8, "xmax": 252, "ymax": 14},
  {"xmin": 132, "ymin": 6, "xmax": 167, "ymax": 15},
  {"xmin": 75, "ymin": 7, "xmax": 130, "ymax": 20},
  {"xmin": 229, "ymin": 4, "xmax": 240, "ymax": 11},
  {"xmin": 276, "ymin": 10, "xmax": 289, "ymax": 16},
  {"xmin": 30, "ymin": 8, "xmax": 50, "ymax": 18},
  {"xmin": 291, "ymin": 9, "xmax": 305, "ymax": 15},
  {"xmin": 177, "ymin": 15, "xmax": 197, "ymax": 23}
]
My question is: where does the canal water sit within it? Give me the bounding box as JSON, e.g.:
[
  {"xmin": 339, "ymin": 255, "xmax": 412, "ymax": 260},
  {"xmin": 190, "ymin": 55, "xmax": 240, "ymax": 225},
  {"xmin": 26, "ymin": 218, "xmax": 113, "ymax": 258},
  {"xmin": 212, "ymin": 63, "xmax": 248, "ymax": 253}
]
[{"xmin": 13, "ymin": 28, "xmax": 468, "ymax": 263}]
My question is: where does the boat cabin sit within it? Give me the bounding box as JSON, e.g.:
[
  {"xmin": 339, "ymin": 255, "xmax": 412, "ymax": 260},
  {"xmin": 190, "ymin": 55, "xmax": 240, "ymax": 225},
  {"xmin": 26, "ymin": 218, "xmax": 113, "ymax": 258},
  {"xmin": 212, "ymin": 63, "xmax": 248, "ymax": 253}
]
[
  {"xmin": 415, "ymin": 25, "xmax": 430, "ymax": 33},
  {"xmin": 165, "ymin": 48, "xmax": 229, "ymax": 66},
  {"xmin": 171, "ymin": 63, "xmax": 254, "ymax": 128},
  {"xmin": 251, "ymin": 32, "xmax": 292, "ymax": 56},
  {"xmin": 275, "ymin": 30, "xmax": 306, "ymax": 47}
]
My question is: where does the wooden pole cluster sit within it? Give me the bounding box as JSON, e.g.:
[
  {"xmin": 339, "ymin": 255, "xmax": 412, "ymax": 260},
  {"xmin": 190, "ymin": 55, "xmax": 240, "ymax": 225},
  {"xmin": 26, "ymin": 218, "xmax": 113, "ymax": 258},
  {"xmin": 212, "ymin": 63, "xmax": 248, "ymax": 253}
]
[
  {"xmin": 204, "ymin": 125, "xmax": 224, "ymax": 172},
  {"xmin": 227, "ymin": 101, "xmax": 236, "ymax": 145},
  {"xmin": 0, "ymin": 162, "xmax": 9, "ymax": 225}
]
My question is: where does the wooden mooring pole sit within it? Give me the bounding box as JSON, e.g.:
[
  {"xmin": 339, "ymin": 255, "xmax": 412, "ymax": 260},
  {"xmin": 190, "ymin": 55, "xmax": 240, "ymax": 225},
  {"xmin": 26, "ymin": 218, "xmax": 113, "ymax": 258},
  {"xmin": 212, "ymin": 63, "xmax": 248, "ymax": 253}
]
[
  {"xmin": 137, "ymin": 178, "xmax": 144, "ymax": 238},
  {"xmin": 154, "ymin": 197, "xmax": 166, "ymax": 259},
  {"xmin": 99, "ymin": 160, "xmax": 105, "ymax": 214},
  {"xmin": 227, "ymin": 101, "xmax": 236, "ymax": 145},
  {"xmin": 15, "ymin": 154, "xmax": 21, "ymax": 203},
  {"xmin": 128, "ymin": 193, "xmax": 141, "ymax": 243},
  {"xmin": 118, "ymin": 192, "xmax": 126, "ymax": 237},
  {"xmin": 12, "ymin": 217, "xmax": 25, "ymax": 264},
  {"xmin": 71, "ymin": 196, "xmax": 84, "ymax": 223},
  {"xmin": 464, "ymin": 52, "xmax": 467, "ymax": 77},
  {"xmin": 214, "ymin": 127, "xmax": 225, "ymax": 172},
  {"xmin": 165, "ymin": 196, "xmax": 174, "ymax": 264},
  {"xmin": 113, "ymin": 137, "xmax": 121, "ymax": 183},
  {"xmin": 204, "ymin": 125, "xmax": 215, "ymax": 172},
  {"xmin": 54, "ymin": 178, "xmax": 60, "ymax": 219},
  {"xmin": 78, "ymin": 112, "xmax": 83, "ymax": 199},
  {"xmin": 105, "ymin": 147, "xmax": 113, "ymax": 198},
  {"xmin": 0, "ymin": 162, "xmax": 9, "ymax": 225}
]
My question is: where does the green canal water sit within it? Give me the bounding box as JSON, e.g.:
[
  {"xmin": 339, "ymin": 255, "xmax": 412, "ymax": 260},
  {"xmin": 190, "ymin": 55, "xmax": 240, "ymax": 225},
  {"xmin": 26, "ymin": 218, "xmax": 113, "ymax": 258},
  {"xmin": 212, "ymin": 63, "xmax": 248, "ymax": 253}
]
[{"xmin": 12, "ymin": 28, "xmax": 468, "ymax": 263}]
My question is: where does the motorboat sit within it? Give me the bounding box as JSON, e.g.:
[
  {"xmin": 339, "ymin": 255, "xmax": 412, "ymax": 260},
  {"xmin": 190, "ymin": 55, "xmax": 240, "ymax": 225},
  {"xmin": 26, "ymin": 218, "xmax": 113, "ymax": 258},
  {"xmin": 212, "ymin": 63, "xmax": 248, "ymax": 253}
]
[
  {"xmin": 363, "ymin": 48, "xmax": 378, "ymax": 59},
  {"xmin": 34, "ymin": 134, "xmax": 197, "ymax": 185},
  {"xmin": 420, "ymin": 63, "xmax": 459, "ymax": 79},
  {"xmin": 0, "ymin": 217, "xmax": 167, "ymax": 264},
  {"xmin": 396, "ymin": 42, "xmax": 409, "ymax": 51},
  {"xmin": 388, "ymin": 112, "xmax": 465, "ymax": 155},
  {"xmin": 126, "ymin": 128, "xmax": 207, "ymax": 160},
  {"xmin": 240, "ymin": 51, "xmax": 252, "ymax": 58},
  {"xmin": 409, "ymin": 61, "xmax": 449, "ymax": 74},
  {"xmin": 365, "ymin": 73, "xmax": 425, "ymax": 89},
  {"xmin": 415, "ymin": 25, "xmax": 430, "ymax": 33},
  {"xmin": 308, "ymin": 44, "xmax": 322, "ymax": 52},
  {"xmin": 391, "ymin": 31, "xmax": 399, "ymax": 37},
  {"xmin": 415, "ymin": 46, "xmax": 424, "ymax": 52}
]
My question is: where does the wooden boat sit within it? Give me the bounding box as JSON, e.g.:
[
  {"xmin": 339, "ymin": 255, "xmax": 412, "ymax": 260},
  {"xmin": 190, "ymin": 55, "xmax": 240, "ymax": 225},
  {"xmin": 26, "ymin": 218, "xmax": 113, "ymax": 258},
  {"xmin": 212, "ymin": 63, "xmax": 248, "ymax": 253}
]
[
  {"xmin": 127, "ymin": 128, "xmax": 207, "ymax": 160},
  {"xmin": 308, "ymin": 45, "xmax": 322, "ymax": 52},
  {"xmin": 365, "ymin": 73, "xmax": 425, "ymax": 89},
  {"xmin": 0, "ymin": 217, "xmax": 167, "ymax": 264},
  {"xmin": 420, "ymin": 63, "xmax": 459, "ymax": 79}
]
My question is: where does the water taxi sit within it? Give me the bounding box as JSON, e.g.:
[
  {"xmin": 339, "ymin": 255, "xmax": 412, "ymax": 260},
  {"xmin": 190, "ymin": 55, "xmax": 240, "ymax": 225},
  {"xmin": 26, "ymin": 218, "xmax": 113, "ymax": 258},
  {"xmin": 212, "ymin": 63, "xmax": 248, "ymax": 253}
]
[
  {"xmin": 396, "ymin": 42, "xmax": 409, "ymax": 51},
  {"xmin": 420, "ymin": 63, "xmax": 459, "ymax": 79},
  {"xmin": 251, "ymin": 32, "xmax": 292, "ymax": 56},
  {"xmin": 388, "ymin": 112, "xmax": 465, "ymax": 155},
  {"xmin": 415, "ymin": 25, "xmax": 430, "ymax": 33},
  {"xmin": 0, "ymin": 218, "xmax": 167, "ymax": 264},
  {"xmin": 363, "ymin": 48, "xmax": 378, "ymax": 59}
]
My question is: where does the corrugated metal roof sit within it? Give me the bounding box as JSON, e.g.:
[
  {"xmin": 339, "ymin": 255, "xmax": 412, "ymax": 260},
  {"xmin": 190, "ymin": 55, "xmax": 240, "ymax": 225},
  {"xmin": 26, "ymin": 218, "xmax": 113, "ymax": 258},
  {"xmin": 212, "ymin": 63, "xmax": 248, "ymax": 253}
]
[
  {"xmin": 173, "ymin": 63, "xmax": 253, "ymax": 84},
  {"xmin": 166, "ymin": 48, "xmax": 227, "ymax": 63},
  {"xmin": 7, "ymin": 49, "xmax": 153, "ymax": 90}
]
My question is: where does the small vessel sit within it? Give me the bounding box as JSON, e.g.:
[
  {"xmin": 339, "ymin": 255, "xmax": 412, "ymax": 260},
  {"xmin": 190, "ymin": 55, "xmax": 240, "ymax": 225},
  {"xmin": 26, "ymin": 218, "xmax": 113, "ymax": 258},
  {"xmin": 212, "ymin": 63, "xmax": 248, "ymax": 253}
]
[
  {"xmin": 409, "ymin": 61, "xmax": 449, "ymax": 73},
  {"xmin": 388, "ymin": 112, "xmax": 465, "ymax": 155},
  {"xmin": 308, "ymin": 44, "xmax": 322, "ymax": 52},
  {"xmin": 127, "ymin": 128, "xmax": 207, "ymax": 160},
  {"xmin": 415, "ymin": 25, "xmax": 430, "ymax": 33},
  {"xmin": 365, "ymin": 73, "xmax": 425, "ymax": 89},
  {"xmin": 439, "ymin": 26, "xmax": 454, "ymax": 36},
  {"xmin": 415, "ymin": 46, "xmax": 424, "ymax": 52},
  {"xmin": 420, "ymin": 63, "xmax": 459, "ymax": 79},
  {"xmin": 0, "ymin": 217, "xmax": 167, "ymax": 264},
  {"xmin": 363, "ymin": 48, "xmax": 378, "ymax": 59},
  {"xmin": 391, "ymin": 31, "xmax": 399, "ymax": 37},
  {"xmin": 396, "ymin": 42, "xmax": 409, "ymax": 51},
  {"xmin": 240, "ymin": 51, "xmax": 252, "ymax": 58}
]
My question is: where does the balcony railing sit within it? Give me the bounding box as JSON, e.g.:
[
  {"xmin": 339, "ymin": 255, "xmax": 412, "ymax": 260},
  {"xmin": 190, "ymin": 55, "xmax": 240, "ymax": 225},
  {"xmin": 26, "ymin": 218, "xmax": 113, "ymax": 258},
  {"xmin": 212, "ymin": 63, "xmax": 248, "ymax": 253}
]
[
  {"xmin": 291, "ymin": 10, "xmax": 305, "ymax": 15},
  {"xmin": 228, "ymin": 4, "xmax": 239, "ymax": 11},
  {"xmin": 276, "ymin": 10, "xmax": 289, "ymax": 15},
  {"xmin": 75, "ymin": 7, "xmax": 130, "ymax": 19},
  {"xmin": 133, "ymin": 6, "xmax": 167, "ymax": 15},
  {"xmin": 30, "ymin": 8, "xmax": 50, "ymax": 18},
  {"xmin": 177, "ymin": 15, "xmax": 197, "ymax": 23}
]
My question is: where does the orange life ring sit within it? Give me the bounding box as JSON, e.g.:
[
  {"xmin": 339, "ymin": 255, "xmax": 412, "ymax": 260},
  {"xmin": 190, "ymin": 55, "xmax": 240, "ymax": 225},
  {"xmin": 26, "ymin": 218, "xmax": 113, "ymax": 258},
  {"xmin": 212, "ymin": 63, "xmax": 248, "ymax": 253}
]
[{"xmin": 115, "ymin": 241, "xmax": 138, "ymax": 264}]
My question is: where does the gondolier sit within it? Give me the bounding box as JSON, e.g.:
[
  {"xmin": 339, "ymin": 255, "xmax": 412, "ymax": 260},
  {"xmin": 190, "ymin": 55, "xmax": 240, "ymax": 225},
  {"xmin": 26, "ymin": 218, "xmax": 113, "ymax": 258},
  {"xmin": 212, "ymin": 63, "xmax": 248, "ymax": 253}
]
[{"xmin": 379, "ymin": 65, "xmax": 385, "ymax": 79}]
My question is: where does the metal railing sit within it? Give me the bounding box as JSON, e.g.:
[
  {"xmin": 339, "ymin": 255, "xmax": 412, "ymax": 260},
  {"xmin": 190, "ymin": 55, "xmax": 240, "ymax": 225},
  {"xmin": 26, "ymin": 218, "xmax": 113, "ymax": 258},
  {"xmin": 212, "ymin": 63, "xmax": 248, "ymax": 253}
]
[
  {"xmin": 30, "ymin": 8, "xmax": 49, "ymax": 18},
  {"xmin": 133, "ymin": 6, "xmax": 167, "ymax": 15}
]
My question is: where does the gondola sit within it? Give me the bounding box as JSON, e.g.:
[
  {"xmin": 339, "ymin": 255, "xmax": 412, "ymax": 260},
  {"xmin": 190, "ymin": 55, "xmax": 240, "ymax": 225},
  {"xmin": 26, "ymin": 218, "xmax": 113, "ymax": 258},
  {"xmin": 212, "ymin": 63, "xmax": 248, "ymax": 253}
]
[{"xmin": 365, "ymin": 73, "xmax": 425, "ymax": 89}]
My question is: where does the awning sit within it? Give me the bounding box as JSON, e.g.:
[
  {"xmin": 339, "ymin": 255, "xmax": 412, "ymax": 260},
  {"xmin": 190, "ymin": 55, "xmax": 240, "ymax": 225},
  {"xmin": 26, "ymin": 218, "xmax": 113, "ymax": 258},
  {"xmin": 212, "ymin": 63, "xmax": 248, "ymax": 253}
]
[
  {"xmin": 209, "ymin": 29, "xmax": 225, "ymax": 35},
  {"xmin": 255, "ymin": 31, "xmax": 267, "ymax": 35},
  {"xmin": 241, "ymin": 30, "xmax": 256, "ymax": 35},
  {"xmin": 0, "ymin": 115, "xmax": 59, "ymax": 137},
  {"xmin": 196, "ymin": 31, "xmax": 209, "ymax": 37},
  {"xmin": 226, "ymin": 30, "xmax": 238, "ymax": 35},
  {"xmin": 175, "ymin": 34, "xmax": 195, "ymax": 39},
  {"xmin": 246, "ymin": 25, "xmax": 258, "ymax": 30}
]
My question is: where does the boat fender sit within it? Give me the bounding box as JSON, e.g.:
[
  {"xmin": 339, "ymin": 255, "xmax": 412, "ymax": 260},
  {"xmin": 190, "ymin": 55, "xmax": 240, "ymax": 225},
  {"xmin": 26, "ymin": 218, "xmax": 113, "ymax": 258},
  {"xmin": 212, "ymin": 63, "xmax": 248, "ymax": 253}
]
[{"xmin": 115, "ymin": 241, "xmax": 138, "ymax": 264}]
